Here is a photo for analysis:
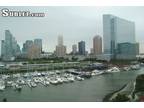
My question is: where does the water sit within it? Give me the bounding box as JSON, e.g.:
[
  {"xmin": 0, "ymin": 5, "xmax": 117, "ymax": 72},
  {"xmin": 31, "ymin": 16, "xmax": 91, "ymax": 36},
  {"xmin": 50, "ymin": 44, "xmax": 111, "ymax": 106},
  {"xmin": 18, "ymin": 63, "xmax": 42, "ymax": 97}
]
[{"xmin": 0, "ymin": 68, "xmax": 144, "ymax": 102}]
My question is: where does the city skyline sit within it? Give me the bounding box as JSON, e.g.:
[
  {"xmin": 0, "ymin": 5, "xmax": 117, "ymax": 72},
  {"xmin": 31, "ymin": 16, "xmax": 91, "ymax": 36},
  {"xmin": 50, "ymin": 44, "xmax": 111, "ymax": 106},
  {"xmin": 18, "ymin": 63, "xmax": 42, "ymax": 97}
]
[{"xmin": 0, "ymin": 6, "xmax": 144, "ymax": 55}]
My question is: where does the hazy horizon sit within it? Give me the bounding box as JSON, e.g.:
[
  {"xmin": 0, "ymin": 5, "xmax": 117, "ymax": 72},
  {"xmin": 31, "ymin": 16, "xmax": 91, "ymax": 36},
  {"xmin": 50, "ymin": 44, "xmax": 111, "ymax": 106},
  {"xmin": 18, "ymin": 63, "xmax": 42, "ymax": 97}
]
[{"xmin": 0, "ymin": 6, "xmax": 144, "ymax": 55}]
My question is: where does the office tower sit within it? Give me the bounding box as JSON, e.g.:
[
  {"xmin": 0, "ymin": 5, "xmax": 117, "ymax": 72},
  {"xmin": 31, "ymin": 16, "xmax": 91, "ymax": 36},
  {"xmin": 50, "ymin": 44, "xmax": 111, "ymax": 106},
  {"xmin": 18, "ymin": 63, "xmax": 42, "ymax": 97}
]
[
  {"xmin": 27, "ymin": 44, "xmax": 41, "ymax": 59},
  {"xmin": 55, "ymin": 35, "xmax": 66, "ymax": 57},
  {"xmin": 93, "ymin": 35, "xmax": 102, "ymax": 55},
  {"xmin": 117, "ymin": 43, "xmax": 139, "ymax": 59},
  {"xmin": 22, "ymin": 39, "xmax": 41, "ymax": 59},
  {"xmin": 22, "ymin": 40, "xmax": 33, "ymax": 54},
  {"xmin": 78, "ymin": 41, "xmax": 86, "ymax": 55},
  {"xmin": 1, "ymin": 40, "xmax": 5, "ymax": 57},
  {"xmin": 58, "ymin": 35, "xmax": 63, "ymax": 46},
  {"xmin": 103, "ymin": 14, "xmax": 137, "ymax": 59},
  {"xmin": 1, "ymin": 30, "xmax": 21, "ymax": 61},
  {"xmin": 34, "ymin": 39, "xmax": 42, "ymax": 53},
  {"xmin": 72, "ymin": 44, "xmax": 77, "ymax": 54}
]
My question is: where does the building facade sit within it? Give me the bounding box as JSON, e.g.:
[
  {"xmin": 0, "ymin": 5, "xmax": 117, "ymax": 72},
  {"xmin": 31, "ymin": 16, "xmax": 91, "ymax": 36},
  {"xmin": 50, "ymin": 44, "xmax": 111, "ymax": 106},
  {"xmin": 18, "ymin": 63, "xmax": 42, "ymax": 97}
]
[
  {"xmin": 103, "ymin": 14, "xmax": 137, "ymax": 60},
  {"xmin": 78, "ymin": 41, "xmax": 86, "ymax": 55},
  {"xmin": 34, "ymin": 39, "xmax": 42, "ymax": 53},
  {"xmin": 93, "ymin": 35, "xmax": 102, "ymax": 55},
  {"xmin": 55, "ymin": 35, "xmax": 66, "ymax": 57},
  {"xmin": 72, "ymin": 44, "xmax": 77, "ymax": 55},
  {"xmin": 1, "ymin": 30, "xmax": 21, "ymax": 61},
  {"xmin": 116, "ymin": 42, "xmax": 139, "ymax": 59}
]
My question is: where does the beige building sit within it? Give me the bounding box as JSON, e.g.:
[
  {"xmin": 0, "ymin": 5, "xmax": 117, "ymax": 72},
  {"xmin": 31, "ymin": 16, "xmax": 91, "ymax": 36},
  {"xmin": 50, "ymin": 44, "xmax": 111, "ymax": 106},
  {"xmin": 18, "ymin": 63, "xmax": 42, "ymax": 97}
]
[
  {"xmin": 27, "ymin": 44, "xmax": 41, "ymax": 59},
  {"xmin": 55, "ymin": 35, "xmax": 67, "ymax": 57},
  {"xmin": 93, "ymin": 35, "xmax": 102, "ymax": 55}
]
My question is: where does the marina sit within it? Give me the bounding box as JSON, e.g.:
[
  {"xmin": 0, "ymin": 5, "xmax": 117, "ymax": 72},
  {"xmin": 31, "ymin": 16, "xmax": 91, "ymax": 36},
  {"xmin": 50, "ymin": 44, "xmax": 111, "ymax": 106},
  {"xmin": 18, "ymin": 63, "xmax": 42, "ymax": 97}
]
[{"xmin": 0, "ymin": 63, "xmax": 143, "ymax": 102}]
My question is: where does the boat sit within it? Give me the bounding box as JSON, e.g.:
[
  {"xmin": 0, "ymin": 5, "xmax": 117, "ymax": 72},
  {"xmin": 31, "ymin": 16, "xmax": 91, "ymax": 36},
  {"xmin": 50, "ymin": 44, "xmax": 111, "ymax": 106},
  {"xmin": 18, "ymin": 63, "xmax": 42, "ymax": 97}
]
[
  {"xmin": 16, "ymin": 79, "xmax": 25, "ymax": 85},
  {"xmin": 106, "ymin": 67, "xmax": 120, "ymax": 73},
  {"xmin": 130, "ymin": 64, "xmax": 141, "ymax": 70},
  {"xmin": 50, "ymin": 78, "xmax": 59, "ymax": 85},
  {"xmin": 23, "ymin": 73, "xmax": 29, "ymax": 78},
  {"xmin": 67, "ymin": 76, "xmax": 75, "ymax": 82},
  {"xmin": 123, "ymin": 66, "xmax": 131, "ymax": 71},
  {"xmin": 80, "ymin": 72, "xmax": 92, "ymax": 78},
  {"xmin": 75, "ymin": 76, "xmax": 84, "ymax": 81},
  {"xmin": 15, "ymin": 84, "xmax": 22, "ymax": 91},
  {"xmin": 91, "ymin": 69, "xmax": 104, "ymax": 76},
  {"xmin": 42, "ymin": 81, "xmax": 50, "ymax": 86},
  {"xmin": 56, "ymin": 78, "xmax": 63, "ymax": 84},
  {"xmin": 61, "ymin": 77, "xmax": 69, "ymax": 83},
  {"xmin": 0, "ymin": 80, "xmax": 5, "ymax": 91},
  {"xmin": 6, "ymin": 81, "xmax": 14, "ymax": 87},
  {"xmin": 30, "ymin": 81, "xmax": 37, "ymax": 87}
]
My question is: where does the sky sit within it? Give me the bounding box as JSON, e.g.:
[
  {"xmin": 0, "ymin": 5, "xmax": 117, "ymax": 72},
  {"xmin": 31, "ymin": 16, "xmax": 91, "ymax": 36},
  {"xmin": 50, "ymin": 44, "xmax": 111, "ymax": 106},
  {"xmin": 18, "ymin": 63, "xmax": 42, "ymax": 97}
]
[{"xmin": 0, "ymin": 6, "xmax": 144, "ymax": 55}]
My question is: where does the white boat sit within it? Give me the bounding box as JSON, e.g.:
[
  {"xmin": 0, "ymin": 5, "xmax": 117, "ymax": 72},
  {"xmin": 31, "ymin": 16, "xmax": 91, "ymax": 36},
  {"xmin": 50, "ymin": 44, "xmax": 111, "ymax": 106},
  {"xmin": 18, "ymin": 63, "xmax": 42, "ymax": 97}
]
[
  {"xmin": 50, "ymin": 78, "xmax": 58, "ymax": 85},
  {"xmin": 123, "ymin": 66, "xmax": 131, "ymax": 71},
  {"xmin": 75, "ymin": 76, "xmax": 84, "ymax": 81},
  {"xmin": 2, "ymin": 75, "xmax": 10, "ymax": 80},
  {"xmin": 15, "ymin": 84, "xmax": 22, "ymax": 91},
  {"xmin": 0, "ymin": 80, "xmax": 5, "ymax": 91},
  {"xmin": 67, "ymin": 77, "xmax": 75, "ymax": 82},
  {"xmin": 6, "ymin": 81, "xmax": 14, "ymax": 87},
  {"xmin": 62, "ymin": 77, "xmax": 69, "ymax": 83},
  {"xmin": 42, "ymin": 81, "xmax": 50, "ymax": 86},
  {"xmin": 131, "ymin": 64, "xmax": 140, "ymax": 70},
  {"xmin": 16, "ymin": 79, "xmax": 25, "ymax": 85},
  {"xmin": 30, "ymin": 81, "xmax": 37, "ymax": 87},
  {"xmin": 91, "ymin": 70, "xmax": 104, "ymax": 76},
  {"xmin": 33, "ymin": 77, "xmax": 43, "ymax": 83},
  {"xmin": 106, "ymin": 67, "xmax": 120, "ymax": 73},
  {"xmin": 56, "ymin": 78, "xmax": 63, "ymax": 84},
  {"xmin": 23, "ymin": 73, "xmax": 29, "ymax": 78}
]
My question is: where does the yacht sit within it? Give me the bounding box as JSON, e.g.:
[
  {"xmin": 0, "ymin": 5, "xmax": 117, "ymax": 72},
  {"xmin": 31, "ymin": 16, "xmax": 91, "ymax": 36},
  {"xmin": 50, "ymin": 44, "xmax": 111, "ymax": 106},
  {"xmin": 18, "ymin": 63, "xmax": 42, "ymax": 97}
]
[
  {"xmin": 15, "ymin": 84, "xmax": 22, "ymax": 91},
  {"xmin": 75, "ymin": 76, "xmax": 84, "ymax": 81},
  {"xmin": 91, "ymin": 70, "xmax": 104, "ymax": 76},
  {"xmin": 123, "ymin": 66, "xmax": 131, "ymax": 71},
  {"xmin": 106, "ymin": 67, "xmax": 120, "ymax": 73},
  {"xmin": 16, "ymin": 79, "xmax": 25, "ymax": 85},
  {"xmin": 131, "ymin": 64, "xmax": 141, "ymax": 70},
  {"xmin": 42, "ymin": 81, "xmax": 50, "ymax": 86},
  {"xmin": 6, "ymin": 81, "xmax": 14, "ymax": 87},
  {"xmin": 56, "ymin": 78, "xmax": 63, "ymax": 84},
  {"xmin": 67, "ymin": 76, "xmax": 75, "ymax": 82},
  {"xmin": 30, "ymin": 81, "xmax": 37, "ymax": 87},
  {"xmin": 50, "ymin": 78, "xmax": 58, "ymax": 85},
  {"xmin": 0, "ymin": 80, "xmax": 5, "ymax": 91}
]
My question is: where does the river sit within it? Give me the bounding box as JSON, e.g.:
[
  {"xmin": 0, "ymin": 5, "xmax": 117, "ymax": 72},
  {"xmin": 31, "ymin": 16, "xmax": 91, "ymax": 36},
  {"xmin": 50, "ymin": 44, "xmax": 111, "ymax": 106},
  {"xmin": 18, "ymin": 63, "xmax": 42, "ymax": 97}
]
[{"xmin": 0, "ymin": 68, "xmax": 144, "ymax": 102}]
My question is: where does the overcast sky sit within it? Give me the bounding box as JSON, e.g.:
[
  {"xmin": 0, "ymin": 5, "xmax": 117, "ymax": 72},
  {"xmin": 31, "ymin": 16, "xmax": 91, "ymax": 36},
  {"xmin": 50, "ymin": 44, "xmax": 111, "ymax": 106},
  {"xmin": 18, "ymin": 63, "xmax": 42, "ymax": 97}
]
[{"xmin": 0, "ymin": 6, "xmax": 144, "ymax": 54}]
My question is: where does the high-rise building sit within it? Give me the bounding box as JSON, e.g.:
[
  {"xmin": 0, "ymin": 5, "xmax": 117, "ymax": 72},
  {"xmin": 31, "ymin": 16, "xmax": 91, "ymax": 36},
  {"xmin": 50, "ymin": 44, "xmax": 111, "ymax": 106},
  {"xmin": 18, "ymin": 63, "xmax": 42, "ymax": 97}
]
[
  {"xmin": 58, "ymin": 35, "xmax": 63, "ymax": 46},
  {"xmin": 103, "ymin": 14, "xmax": 137, "ymax": 59},
  {"xmin": 78, "ymin": 41, "xmax": 86, "ymax": 55},
  {"xmin": 93, "ymin": 35, "xmax": 102, "ymax": 55},
  {"xmin": 22, "ymin": 40, "xmax": 33, "ymax": 54},
  {"xmin": 72, "ymin": 44, "xmax": 77, "ymax": 54},
  {"xmin": 1, "ymin": 40, "xmax": 5, "ymax": 57},
  {"xmin": 34, "ymin": 39, "xmax": 42, "ymax": 53},
  {"xmin": 22, "ymin": 39, "xmax": 42, "ymax": 59},
  {"xmin": 55, "ymin": 35, "xmax": 66, "ymax": 57},
  {"xmin": 116, "ymin": 42, "xmax": 139, "ymax": 59},
  {"xmin": 1, "ymin": 30, "xmax": 21, "ymax": 61}
]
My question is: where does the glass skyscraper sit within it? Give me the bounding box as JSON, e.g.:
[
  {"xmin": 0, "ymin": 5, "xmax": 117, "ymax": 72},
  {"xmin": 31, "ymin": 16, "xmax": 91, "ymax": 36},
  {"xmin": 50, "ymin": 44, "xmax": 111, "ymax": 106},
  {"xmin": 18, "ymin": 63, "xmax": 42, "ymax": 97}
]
[
  {"xmin": 78, "ymin": 41, "xmax": 86, "ymax": 55},
  {"xmin": 103, "ymin": 14, "xmax": 138, "ymax": 59},
  {"xmin": 1, "ymin": 30, "xmax": 21, "ymax": 61}
]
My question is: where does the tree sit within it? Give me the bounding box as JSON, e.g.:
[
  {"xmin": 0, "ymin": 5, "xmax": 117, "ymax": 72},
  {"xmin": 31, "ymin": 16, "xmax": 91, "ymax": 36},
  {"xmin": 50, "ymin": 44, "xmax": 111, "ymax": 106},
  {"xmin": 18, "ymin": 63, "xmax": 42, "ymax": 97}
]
[{"xmin": 112, "ymin": 94, "xmax": 130, "ymax": 102}]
